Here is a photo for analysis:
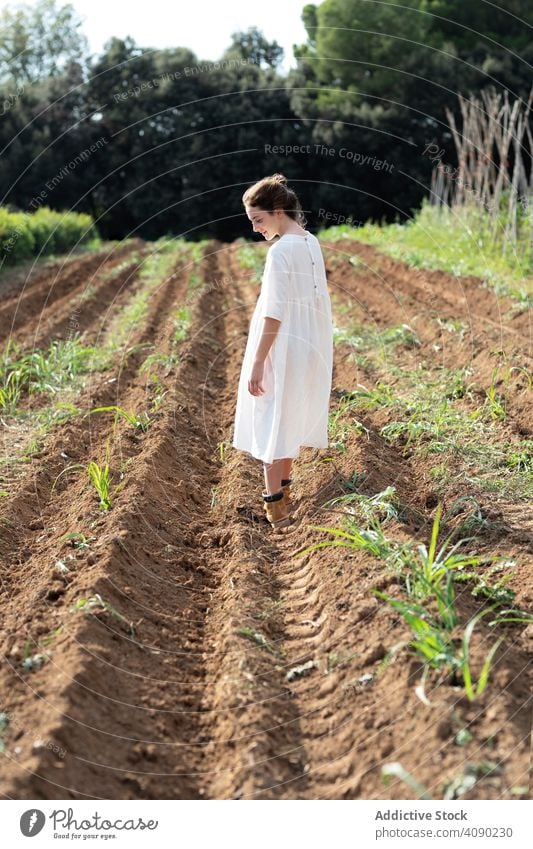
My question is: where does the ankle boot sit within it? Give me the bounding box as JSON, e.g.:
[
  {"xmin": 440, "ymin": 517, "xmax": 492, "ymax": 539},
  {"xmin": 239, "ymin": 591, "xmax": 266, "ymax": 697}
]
[
  {"xmin": 281, "ymin": 478, "xmax": 292, "ymax": 512},
  {"xmin": 262, "ymin": 489, "xmax": 291, "ymax": 529}
]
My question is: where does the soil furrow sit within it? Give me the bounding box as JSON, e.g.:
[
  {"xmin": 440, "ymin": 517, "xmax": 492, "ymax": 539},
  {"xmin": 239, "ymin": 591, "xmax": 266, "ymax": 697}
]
[
  {"xmin": 0, "ymin": 241, "xmax": 229, "ymax": 798},
  {"xmin": 0, "ymin": 245, "xmax": 194, "ymax": 568},
  {"xmin": 325, "ymin": 240, "xmax": 531, "ymax": 352},
  {"xmin": 28, "ymin": 250, "xmax": 151, "ymax": 351},
  {"xmin": 198, "ymin": 240, "xmax": 532, "ymax": 801},
  {"xmin": 0, "ymin": 241, "xmax": 144, "ymax": 345}
]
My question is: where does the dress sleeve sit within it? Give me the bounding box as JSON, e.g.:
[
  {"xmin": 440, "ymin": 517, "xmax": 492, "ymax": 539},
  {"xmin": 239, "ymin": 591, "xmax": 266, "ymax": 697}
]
[{"xmin": 259, "ymin": 247, "xmax": 290, "ymax": 322}]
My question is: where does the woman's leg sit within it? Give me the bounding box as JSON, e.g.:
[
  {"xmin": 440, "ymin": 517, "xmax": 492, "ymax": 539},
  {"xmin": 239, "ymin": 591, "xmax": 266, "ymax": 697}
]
[
  {"xmin": 263, "ymin": 458, "xmax": 293, "ymax": 494},
  {"xmin": 263, "ymin": 460, "xmax": 283, "ymax": 495},
  {"xmin": 280, "ymin": 457, "xmax": 293, "ymax": 481}
]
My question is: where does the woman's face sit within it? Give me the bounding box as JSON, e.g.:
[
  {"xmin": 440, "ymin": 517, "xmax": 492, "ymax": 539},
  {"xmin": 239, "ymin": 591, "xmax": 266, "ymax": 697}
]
[{"xmin": 245, "ymin": 205, "xmax": 281, "ymax": 240}]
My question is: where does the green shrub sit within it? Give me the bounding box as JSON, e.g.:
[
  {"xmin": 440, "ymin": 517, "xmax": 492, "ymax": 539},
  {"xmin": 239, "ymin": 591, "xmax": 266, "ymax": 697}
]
[
  {"xmin": 0, "ymin": 205, "xmax": 98, "ymax": 266},
  {"xmin": 0, "ymin": 208, "xmax": 35, "ymax": 263}
]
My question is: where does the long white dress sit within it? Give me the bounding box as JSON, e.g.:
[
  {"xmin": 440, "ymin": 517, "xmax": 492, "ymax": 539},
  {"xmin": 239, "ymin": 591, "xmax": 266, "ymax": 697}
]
[{"xmin": 232, "ymin": 231, "xmax": 333, "ymax": 464}]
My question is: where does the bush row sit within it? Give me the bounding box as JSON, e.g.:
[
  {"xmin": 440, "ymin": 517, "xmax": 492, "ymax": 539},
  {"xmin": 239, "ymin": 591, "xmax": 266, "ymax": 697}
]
[{"xmin": 0, "ymin": 206, "xmax": 99, "ymax": 266}]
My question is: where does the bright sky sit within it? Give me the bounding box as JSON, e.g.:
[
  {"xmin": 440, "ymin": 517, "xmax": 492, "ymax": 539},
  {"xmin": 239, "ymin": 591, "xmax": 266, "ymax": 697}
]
[{"xmin": 67, "ymin": 0, "xmax": 311, "ymax": 72}]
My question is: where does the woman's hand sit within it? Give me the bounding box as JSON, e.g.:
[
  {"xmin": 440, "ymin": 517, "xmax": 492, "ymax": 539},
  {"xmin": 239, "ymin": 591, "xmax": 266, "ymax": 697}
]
[
  {"xmin": 248, "ymin": 358, "xmax": 265, "ymax": 396},
  {"xmin": 248, "ymin": 318, "xmax": 280, "ymax": 396}
]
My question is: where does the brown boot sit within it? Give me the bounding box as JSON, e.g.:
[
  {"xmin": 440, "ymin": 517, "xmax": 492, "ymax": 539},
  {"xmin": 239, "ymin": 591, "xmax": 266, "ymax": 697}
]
[
  {"xmin": 262, "ymin": 489, "xmax": 291, "ymax": 530},
  {"xmin": 281, "ymin": 478, "xmax": 292, "ymax": 513}
]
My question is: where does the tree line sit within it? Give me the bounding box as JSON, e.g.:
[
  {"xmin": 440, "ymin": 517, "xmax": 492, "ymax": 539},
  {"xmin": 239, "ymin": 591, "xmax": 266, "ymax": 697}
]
[{"xmin": 0, "ymin": 0, "xmax": 531, "ymax": 242}]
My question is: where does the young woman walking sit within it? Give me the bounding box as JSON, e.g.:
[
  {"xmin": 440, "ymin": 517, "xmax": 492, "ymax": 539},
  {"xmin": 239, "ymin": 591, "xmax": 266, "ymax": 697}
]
[{"xmin": 232, "ymin": 174, "xmax": 333, "ymax": 530}]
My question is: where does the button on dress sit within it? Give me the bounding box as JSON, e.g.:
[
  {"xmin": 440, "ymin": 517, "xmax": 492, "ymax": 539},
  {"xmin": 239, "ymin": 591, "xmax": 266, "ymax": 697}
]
[{"xmin": 232, "ymin": 232, "xmax": 333, "ymax": 464}]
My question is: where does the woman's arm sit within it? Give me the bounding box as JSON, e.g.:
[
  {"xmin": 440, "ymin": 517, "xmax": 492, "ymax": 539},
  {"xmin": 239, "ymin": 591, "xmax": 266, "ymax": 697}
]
[
  {"xmin": 248, "ymin": 317, "xmax": 281, "ymax": 396},
  {"xmin": 254, "ymin": 316, "xmax": 281, "ymax": 363}
]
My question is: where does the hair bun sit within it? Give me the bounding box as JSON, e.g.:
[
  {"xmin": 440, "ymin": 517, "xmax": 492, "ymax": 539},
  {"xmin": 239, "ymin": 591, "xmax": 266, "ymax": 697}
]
[{"xmin": 241, "ymin": 173, "xmax": 306, "ymax": 228}]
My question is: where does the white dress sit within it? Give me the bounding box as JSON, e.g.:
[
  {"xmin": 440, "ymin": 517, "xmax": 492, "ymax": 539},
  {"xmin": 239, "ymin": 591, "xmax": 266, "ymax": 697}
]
[{"xmin": 232, "ymin": 231, "xmax": 333, "ymax": 464}]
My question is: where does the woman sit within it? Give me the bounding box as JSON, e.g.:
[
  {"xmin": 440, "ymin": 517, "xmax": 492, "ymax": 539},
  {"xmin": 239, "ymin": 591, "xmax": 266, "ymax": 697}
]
[{"xmin": 232, "ymin": 173, "xmax": 333, "ymax": 530}]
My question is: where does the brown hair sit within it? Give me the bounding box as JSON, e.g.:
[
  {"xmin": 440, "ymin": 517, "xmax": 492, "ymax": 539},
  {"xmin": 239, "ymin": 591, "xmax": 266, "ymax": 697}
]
[{"xmin": 242, "ymin": 173, "xmax": 307, "ymax": 226}]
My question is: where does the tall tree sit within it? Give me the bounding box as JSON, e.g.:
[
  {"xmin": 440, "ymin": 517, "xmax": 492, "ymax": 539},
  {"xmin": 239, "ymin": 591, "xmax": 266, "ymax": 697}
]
[
  {"xmin": 0, "ymin": 0, "xmax": 89, "ymax": 85},
  {"xmin": 287, "ymin": 0, "xmax": 532, "ymax": 227},
  {"xmin": 223, "ymin": 26, "xmax": 284, "ymax": 69}
]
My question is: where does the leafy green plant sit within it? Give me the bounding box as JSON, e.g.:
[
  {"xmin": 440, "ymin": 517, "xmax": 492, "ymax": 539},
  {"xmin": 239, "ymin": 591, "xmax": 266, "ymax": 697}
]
[
  {"xmin": 327, "ymin": 650, "xmax": 358, "ymax": 672},
  {"xmin": 478, "ymin": 367, "xmax": 507, "ymax": 421},
  {"xmin": 373, "ymin": 588, "xmax": 504, "ymax": 701},
  {"xmin": 443, "ymin": 760, "xmax": 501, "ymax": 799},
  {"xmin": 505, "ymin": 441, "xmax": 532, "ymax": 473},
  {"xmin": 400, "ymin": 504, "xmax": 485, "ymax": 599},
  {"xmin": 454, "ymin": 567, "xmax": 516, "ymax": 607},
  {"xmin": 488, "ymin": 608, "xmax": 533, "ymax": 626},
  {"xmin": 236, "ymin": 626, "xmax": 282, "ymax": 656},
  {"xmin": 235, "ymin": 240, "xmax": 267, "ymax": 282},
  {"xmin": 409, "ymin": 566, "xmax": 458, "ymax": 630},
  {"xmin": 460, "ymin": 610, "xmax": 504, "ymax": 701},
  {"xmin": 0, "ymin": 367, "xmax": 24, "ymax": 413},
  {"xmin": 380, "ymin": 323, "xmax": 421, "ymax": 347},
  {"xmin": 27, "ymin": 336, "xmax": 95, "ymax": 392},
  {"xmin": 0, "ymin": 711, "xmax": 9, "ymax": 752},
  {"xmin": 88, "ymin": 404, "xmax": 152, "ymax": 433},
  {"xmin": 148, "ymin": 374, "xmax": 168, "ymax": 412},
  {"xmin": 1, "ymin": 205, "xmax": 97, "ymax": 265},
  {"xmin": 338, "ymin": 471, "xmax": 367, "ymax": 493},
  {"xmin": 442, "ymin": 495, "xmax": 491, "ymax": 536},
  {"xmin": 372, "ymin": 590, "xmax": 456, "ymax": 669},
  {"xmin": 322, "ymin": 485, "xmax": 399, "ymax": 523},
  {"xmin": 140, "ymin": 351, "xmax": 181, "ymax": 373},
  {"xmin": 333, "ymin": 317, "xmax": 420, "ymax": 354},
  {"xmin": 0, "ymin": 335, "xmax": 98, "ymax": 409},
  {"xmin": 217, "ymin": 441, "xmax": 229, "ymax": 461},
  {"xmin": 382, "ymin": 762, "xmax": 433, "ymax": 800},
  {"xmin": 328, "ymin": 392, "xmax": 370, "ymax": 450},
  {"xmin": 380, "ymin": 396, "xmax": 479, "ymax": 451},
  {"xmin": 173, "ymin": 305, "xmax": 191, "ymax": 342},
  {"xmin": 70, "ymin": 593, "xmax": 136, "ymax": 637},
  {"xmin": 90, "ymin": 243, "xmax": 186, "ymax": 370},
  {"xmin": 436, "ymin": 317, "xmax": 468, "ymax": 339},
  {"xmin": 87, "ymin": 459, "xmax": 112, "ymax": 510},
  {"xmin": 39, "ymin": 625, "xmax": 64, "ymax": 647},
  {"xmin": 295, "ymin": 516, "xmax": 396, "ymax": 561},
  {"xmin": 342, "ymin": 383, "xmax": 396, "ymax": 412},
  {"xmin": 455, "ymin": 727, "xmax": 473, "ymax": 746},
  {"xmin": 60, "ymin": 531, "xmax": 90, "ymax": 550},
  {"xmin": 21, "ymin": 641, "xmax": 50, "ymax": 670},
  {"xmin": 332, "ymin": 323, "xmax": 361, "ymax": 348}
]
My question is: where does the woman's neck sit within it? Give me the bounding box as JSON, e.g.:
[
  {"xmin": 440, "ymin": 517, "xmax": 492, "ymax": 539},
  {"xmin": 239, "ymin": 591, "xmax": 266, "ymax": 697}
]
[{"xmin": 278, "ymin": 224, "xmax": 307, "ymax": 236}]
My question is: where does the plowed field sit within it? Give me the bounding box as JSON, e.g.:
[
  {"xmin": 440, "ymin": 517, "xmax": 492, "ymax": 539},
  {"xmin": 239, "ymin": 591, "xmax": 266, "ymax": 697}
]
[{"xmin": 0, "ymin": 238, "xmax": 531, "ymax": 800}]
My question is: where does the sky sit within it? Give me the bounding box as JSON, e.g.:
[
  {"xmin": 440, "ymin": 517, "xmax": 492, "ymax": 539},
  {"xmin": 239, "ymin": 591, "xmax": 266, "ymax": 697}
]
[{"xmin": 65, "ymin": 0, "xmax": 311, "ymax": 72}]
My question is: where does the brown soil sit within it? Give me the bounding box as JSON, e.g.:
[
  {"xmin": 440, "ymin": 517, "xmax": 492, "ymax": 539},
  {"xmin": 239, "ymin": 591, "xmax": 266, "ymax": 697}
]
[{"xmin": 0, "ymin": 238, "xmax": 530, "ymax": 800}]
